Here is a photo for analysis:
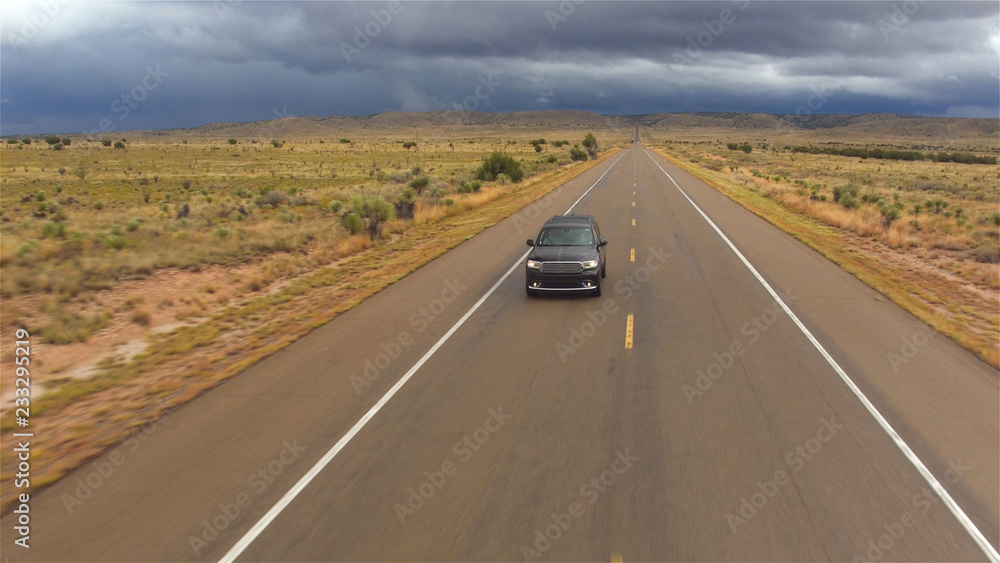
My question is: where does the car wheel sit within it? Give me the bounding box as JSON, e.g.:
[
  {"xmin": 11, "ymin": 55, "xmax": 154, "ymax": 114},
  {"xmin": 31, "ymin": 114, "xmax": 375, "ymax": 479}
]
[
  {"xmin": 526, "ymin": 285, "xmax": 536, "ymax": 297},
  {"xmin": 601, "ymin": 262, "xmax": 606, "ymax": 279}
]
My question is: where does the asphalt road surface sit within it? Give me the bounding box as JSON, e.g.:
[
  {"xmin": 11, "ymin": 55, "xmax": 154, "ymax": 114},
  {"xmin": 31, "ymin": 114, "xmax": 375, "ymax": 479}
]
[{"xmin": 4, "ymin": 140, "xmax": 998, "ymax": 562}]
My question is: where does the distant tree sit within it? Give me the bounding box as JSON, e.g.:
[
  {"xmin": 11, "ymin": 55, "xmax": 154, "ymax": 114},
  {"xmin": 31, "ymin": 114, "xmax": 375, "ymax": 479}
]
[
  {"xmin": 21, "ymin": 138, "xmax": 31, "ymax": 145},
  {"xmin": 101, "ymin": 139, "xmax": 112, "ymax": 147},
  {"xmin": 228, "ymin": 138, "xmax": 238, "ymax": 145},
  {"xmin": 402, "ymin": 141, "xmax": 417, "ymax": 151},
  {"xmin": 45, "ymin": 135, "xmax": 61, "ymax": 145},
  {"xmin": 114, "ymin": 141, "xmax": 126, "ymax": 149}
]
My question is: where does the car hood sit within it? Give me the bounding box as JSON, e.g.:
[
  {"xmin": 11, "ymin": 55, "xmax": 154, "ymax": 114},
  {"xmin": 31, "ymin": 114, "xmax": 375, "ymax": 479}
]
[{"xmin": 528, "ymin": 246, "xmax": 598, "ymax": 262}]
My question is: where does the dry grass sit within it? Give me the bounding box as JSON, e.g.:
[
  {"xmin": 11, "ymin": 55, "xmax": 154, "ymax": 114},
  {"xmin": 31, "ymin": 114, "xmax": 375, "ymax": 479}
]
[
  {"xmin": 652, "ymin": 144, "xmax": 999, "ymax": 369},
  {"xmin": 0, "ymin": 132, "xmax": 623, "ymax": 512}
]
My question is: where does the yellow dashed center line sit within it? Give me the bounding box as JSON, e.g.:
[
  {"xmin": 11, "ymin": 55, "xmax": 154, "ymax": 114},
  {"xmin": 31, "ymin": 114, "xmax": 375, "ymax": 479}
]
[
  {"xmin": 625, "ymin": 314, "xmax": 634, "ymax": 350},
  {"xmin": 632, "ymin": 201, "xmax": 636, "ymax": 207},
  {"xmin": 630, "ymin": 248, "xmax": 635, "ymax": 262},
  {"xmin": 611, "ymin": 554, "xmax": 623, "ymax": 563},
  {"xmin": 632, "ymin": 218, "xmax": 635, "ymax": 226}
]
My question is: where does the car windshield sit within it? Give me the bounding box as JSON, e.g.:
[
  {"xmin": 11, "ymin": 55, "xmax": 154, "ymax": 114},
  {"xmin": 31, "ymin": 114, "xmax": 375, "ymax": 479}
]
[{"xmin": 537, "ymin": 227, "xmax": 594, "ymax": 246}]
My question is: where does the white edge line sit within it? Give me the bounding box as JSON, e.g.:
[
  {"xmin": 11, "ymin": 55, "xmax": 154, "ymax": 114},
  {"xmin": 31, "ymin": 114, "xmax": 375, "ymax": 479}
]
[
  {"xmin": 565, "ymin": 150, "xmax": 626, "ymax": 214},
  {"xmin": 219, "ymin": 149, "xmax": 627, "ymax": 563},
  {"xmin": 643, "ymin": 149, "xmax": 1000, "ymax": 562}
]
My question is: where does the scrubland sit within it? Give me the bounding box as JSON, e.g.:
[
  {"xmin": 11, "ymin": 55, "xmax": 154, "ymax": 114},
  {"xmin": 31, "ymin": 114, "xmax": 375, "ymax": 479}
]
[
  {"xmin": 0, "ymin": 130, "xmax": 624, "ymax": 510},
  {"xmin": 647, "ymin": 132, "xmax": 999, "ymax": 367}
]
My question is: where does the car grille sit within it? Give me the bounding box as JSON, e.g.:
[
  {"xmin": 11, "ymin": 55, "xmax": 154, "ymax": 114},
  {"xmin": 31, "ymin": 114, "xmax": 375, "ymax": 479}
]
[{"xmin": 540, "ymin": 261, "xmax": 584, "ymax": 274}]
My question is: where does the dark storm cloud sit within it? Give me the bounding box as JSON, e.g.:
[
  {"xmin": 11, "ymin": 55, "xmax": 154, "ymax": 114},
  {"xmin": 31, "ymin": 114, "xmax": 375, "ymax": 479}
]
[{"xmin": 1, "ymin": 1, "xmax": 997, "ymax": 135}]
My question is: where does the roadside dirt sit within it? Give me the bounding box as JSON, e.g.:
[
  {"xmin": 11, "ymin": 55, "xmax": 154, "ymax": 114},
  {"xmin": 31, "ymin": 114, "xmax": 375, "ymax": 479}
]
[{"xmin": 0, "ymin": 260, "xmax": 267, "ymax": 410}]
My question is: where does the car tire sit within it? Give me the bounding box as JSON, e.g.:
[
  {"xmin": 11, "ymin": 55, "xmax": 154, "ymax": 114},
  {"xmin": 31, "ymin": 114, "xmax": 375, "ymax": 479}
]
[
  {"xmin": 601, "ymin": 262, "xmax": 606, "ymax": 279},
  {"xmin": 526, "ymin": 285, "xmax": 536, "ymax": 297},
  {"xmin": 592, "ymin": 280, "xmax": 602, "ymax": 297}
]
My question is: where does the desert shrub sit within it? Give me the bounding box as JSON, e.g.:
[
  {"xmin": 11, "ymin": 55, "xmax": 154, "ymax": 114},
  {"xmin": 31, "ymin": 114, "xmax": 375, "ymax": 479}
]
[
  {"xmin": 974, "ymin": 240, "xmax": 1000, "ymax": 263},
  {"xmin": 45, "ymin": 135, "xmax": 61, "ymax": 145},
  {"xmin": 343, "ymin": 194, "xmax": 395, "ymax": 240},
  {"xmin": 395, "ymin": 188, "xmax": 416, "ymax": 219},
  {"xmin": 101, "ymin": 139, "xmax": 112, "ymax": 147},
  {"xmin": 127, "ymin": 219, "xmax": 141, "ymax": 232},
  {"xmin": 879, "ymin": 203, "xmax": 902, "ymax": 227},
  {"xmin": 61, "ymin": 138, "xmax": 71, "ymax": 145},
  {"xmin": 93, "ymin": 201, "xmax": 105, "ymax": 211},
  {"xmin": 409, "ymin": 175, "xmax": 430, "ymax": 194},
  {"xmin": 340, "ymin": 138, "xmax": 351, "ymax": 143},
  {"xmin": 546, "ymin": 155, "xmax": 558, "ymax": 163},
  {"xmin": 342, "ymin": 212, "xmax": 363, "ymax": 235},
  {"xmin": 130, "ymin": 309, "xmax": 152, "ymax": 325},
  {"xmin": 39, "ymin": 308, "xmax": 111, "ymax": 344},
  {"xmin": 41, "ymin": 221, "xmax": 66, "ymax": 238},
  {"xmin": 105, "ymin": 235, "xmax": 127, "ymax": 250},
  {"xmin": 569, "ymin": 146, "xmax": 588, "ymax": 162},
  {"xmin": 839, "ymin": 195, "xmax": 860, "ymax": 209},
  {"xmin": 228, "ymin": 138, "xmax": 238, "ymax": 145},
  {"xmin": 475, "ymin": 151, "xmax": 524, "ymax": 183},
  {"xmin": 582, "ymin": 133, "xmax": 598, "ymax": 158},
  {"xmin": 832, "ymin": 184, "xmax": 859, "ymax": 203},
  {"xmin": 257, "ymin": 191, "xmax": 289, "ymax": 207}
]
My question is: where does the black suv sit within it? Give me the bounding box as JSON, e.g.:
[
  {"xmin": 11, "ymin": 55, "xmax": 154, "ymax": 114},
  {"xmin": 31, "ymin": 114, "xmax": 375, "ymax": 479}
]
[{"xmin": 525, "ymin": 215, "xmax": 607, "ymax": 297}]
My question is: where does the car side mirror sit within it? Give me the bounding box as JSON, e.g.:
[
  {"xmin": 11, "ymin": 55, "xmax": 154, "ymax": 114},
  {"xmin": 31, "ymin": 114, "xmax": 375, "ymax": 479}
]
[
  {"xmin": 526, "ymin": 239, "xmax": 535, "ymax": 247},
  {"xmin": 598, "ymin": 237, "xmax": 607, "ymax": 247}
]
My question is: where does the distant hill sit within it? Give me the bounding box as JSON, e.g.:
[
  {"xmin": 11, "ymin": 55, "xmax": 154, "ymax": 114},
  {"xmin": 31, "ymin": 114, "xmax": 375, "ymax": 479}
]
[{"xmin": 140, "ymin": 110, "xmax": 997, "ymax": 144}]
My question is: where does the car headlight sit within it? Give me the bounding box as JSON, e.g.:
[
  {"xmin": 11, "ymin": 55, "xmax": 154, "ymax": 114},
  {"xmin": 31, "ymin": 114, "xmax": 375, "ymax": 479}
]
[
  {"xmin": 582, "ymin": 259, "xmax": 599, "ymax": 269},
  {"xmin": 526, "ymin": 260, "xmax": 542, "ymax": 269}
]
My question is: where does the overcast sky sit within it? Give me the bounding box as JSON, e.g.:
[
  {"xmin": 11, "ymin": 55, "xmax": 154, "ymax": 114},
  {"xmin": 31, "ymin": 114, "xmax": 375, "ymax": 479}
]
[{"xmin": 1, "ymin": 1, "xmax": 998, "ymax": 135}]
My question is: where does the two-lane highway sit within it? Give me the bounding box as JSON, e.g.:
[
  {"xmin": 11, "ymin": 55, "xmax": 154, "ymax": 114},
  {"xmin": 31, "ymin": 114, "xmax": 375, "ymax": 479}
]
[{"xmin": 4, "ymin": 140, "xmax": 997, "ymax": 562}]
